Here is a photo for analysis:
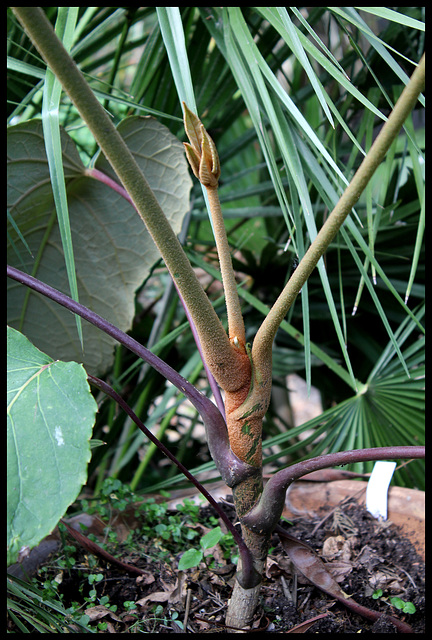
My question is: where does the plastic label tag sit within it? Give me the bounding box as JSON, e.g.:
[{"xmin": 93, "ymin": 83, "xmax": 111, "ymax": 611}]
[{"xmin": 366, "ymin": 460, "xmax": 396, "ymax": 520}]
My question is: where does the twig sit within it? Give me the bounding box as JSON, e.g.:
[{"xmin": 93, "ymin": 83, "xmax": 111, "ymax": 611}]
[
  {"xmin": 183, "ymin": 587, "xmax": 192, "ymax": 629},
  {"xmin": 311, "ymin": 484, "xmax": 367, "ymax": 536}
]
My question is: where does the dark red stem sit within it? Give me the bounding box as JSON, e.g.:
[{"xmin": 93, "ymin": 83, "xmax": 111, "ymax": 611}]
[
  {"xmin": 7, "ymin": 264, "xmax": 254, "ymax": 487},
  {"xmin": 87, "ymin": 374, "xmax": 259, "ymax": 587},
  {"xmin": 241, "ymin": 446, "xmax": 425, "ymax": 534}
]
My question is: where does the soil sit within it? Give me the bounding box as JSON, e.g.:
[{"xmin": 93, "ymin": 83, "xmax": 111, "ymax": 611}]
[{"xmin": 8, "ymin": 495, "xmax": 424, "ymax": 633}]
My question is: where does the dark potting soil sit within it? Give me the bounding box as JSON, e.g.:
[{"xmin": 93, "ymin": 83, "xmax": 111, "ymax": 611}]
[{"xmin": 8, "ymin": 496, "xmax": 424, "ymax": 633}]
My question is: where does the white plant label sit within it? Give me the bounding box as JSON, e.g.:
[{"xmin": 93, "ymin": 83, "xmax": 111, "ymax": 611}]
[{"xmin": 366, "ymin": 460, "xmax": 397, "ymax": 520}]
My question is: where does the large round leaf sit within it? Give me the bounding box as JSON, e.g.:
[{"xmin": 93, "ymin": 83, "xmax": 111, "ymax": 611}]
[
  {"xmin": 7, "ymin": 327, "xmax": 98, "ymax": 565},
  {"xmin": 7, "ymin": 116, "xmax": 192, "ymax": 373}
]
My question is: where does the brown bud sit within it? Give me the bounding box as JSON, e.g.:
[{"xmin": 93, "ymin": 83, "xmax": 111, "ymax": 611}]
[{"xmin": 183, "ymin": 102, "xmax": 220, "ymax": 188}]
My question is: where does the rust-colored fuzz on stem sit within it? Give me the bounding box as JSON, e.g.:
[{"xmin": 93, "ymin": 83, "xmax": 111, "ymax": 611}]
[{"xmin": 224, "ymin": 373, "xmax": 264, "ymax": 468}]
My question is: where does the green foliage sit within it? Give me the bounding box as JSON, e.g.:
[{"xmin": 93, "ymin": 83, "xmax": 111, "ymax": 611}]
[
  {"xmin": 7, "ymin": 116, "xmax": 191, "ymax": 374},
  {"xmin": 7, "ymin": 327, "xmax": 97, "ymax": 565},
  {"xmin": 390, "ymin": 597, "xmax": 416, "ymax": 614},
  {"xmin": 178, "ymin": 525, "xmax": 224, "ymax": 570},
  {"xmin": 7, "ymin": 8, "xmax": 424, "ymax": 496},
  {"xmin": 94, "ymin": 477, "xmax": 137, "ymax": 514},
  {"xmin": 372, "ymin": 589, "xmax": 416, "ymax": 614},
  {"xmin": 78, "ymin": 479, "xmax": 235, "ymax": 572},
  {"xmin": 8, "ymin": 478, "xmax": 233, "ymax": 632},
  {"xmin": 7, "ymin": 573, "xmax": 94, "ymax": 633}
]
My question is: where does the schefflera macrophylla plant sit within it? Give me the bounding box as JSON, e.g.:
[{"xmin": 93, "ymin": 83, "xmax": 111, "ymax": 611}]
[
  {"xmin": 10, "ymin": 8, "xmax": 425, "ymax": 631},
  {"xmin": 182, "ymin": 102, "xmax": 274, "ymax": 607},
  {"xmin": 180, "ymin": 86, "xmax": 426, "ymax": 627},
  {"xmin": 182, "ymin": 103, "xmax": 272, "ymax": 625},
  {"xmin": 183, "ymin": 103, "xmax": 266, "ymax": 468}
]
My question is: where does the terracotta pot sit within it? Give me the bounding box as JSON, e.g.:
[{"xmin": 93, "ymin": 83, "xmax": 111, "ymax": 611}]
[{"xmin": 282, "ymin": 479, "xmax": 425, "ymax": 560}]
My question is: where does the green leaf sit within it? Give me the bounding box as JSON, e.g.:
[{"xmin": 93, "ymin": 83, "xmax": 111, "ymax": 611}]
[
  {"xmin": 390, "ymin": 597, "xmax": 405, "ymax": 610},
  {"xmin": 402, "ymin": 601, "xmax": 416, "ymax": 614},
  {"xmin": 331, "ymin": 7, "xmax": 424, "ymax": 104},
  {"xmin": 178, "ymin": 547, "xmax": 203, "ymax": 571},
  {"xmin": 7, "ymin": 116, "xmax": 192, "ymax": 373},
  {"xmin": 255, "ymin": 8, "xmax": 334, "ymax": 128},
  {"xmin": 200, "ymin": 526, "xmax": 222, "ymax": 551},
  {"xmin": 156, "ymin": 7, "xmax": 197, "ymax": 111},
  {"xmin": 261, "ymin": 309, "xmax": 425, "ymax": 487},
  {"xmin": 357, "ymin": 7, "xmax": 424, "ymax": 31},
  {"xmin": 156, "ymin": 8, "xmax": 216, "ymax": 233},
  {"xmin": 42, "ymin": 8, "xmax": 82, "ymax": 347},
  {"xmin": 7, "ymin": 327, "xmax": 97, "ymax": 565}
]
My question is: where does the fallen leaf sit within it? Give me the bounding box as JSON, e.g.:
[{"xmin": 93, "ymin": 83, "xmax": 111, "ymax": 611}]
[
  {"xmin": 136, "ymin": 591, "xmax": 170, "ymax": 606},
  {"xmin": 276, "ymin": 525, "xmax": 413, "ymax": 633},
  {"xmin": 368, "ymin": 569, "xmax": 404, "ymax": 593},
  {"xmin": 195, "ymin": 618, "xmax": 211, "ymax": 632},
  {"xmin": 266, "ymin": 555, "xmax": 293, "ymax": 579},
  {"xmin": 355, "ymin": 544, "xmax": 383, "ymax": 570},
  {"xmin": 169, "ymin": 571, "xmax": 187, "ymax": 605},
  {"xmin": 325, "ymin": 560, "xmax": 353, "ymax": 582},
  {"xmin": 85, "ymin": 604, "xmax": 122, "ymax": 622},
  {"xmin": 322, "ymin": 535, "xmax": 354, "ymax": 562},
  {"xmin": 135, "ymin": 573, "xmax": 155, "ymax": 586},
  {"xmin": 209, "ymin": 573, "xmax": 227, "ymax": 588}
]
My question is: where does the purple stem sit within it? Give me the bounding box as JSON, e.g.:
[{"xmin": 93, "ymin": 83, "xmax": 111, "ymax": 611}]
[
  {"xmin": 87, "ymin": 374, "xmax": 259, "ymax": 588},
  {"xmin": 7, "ymin": 265, "xmax": 255, "ymax": 489},
  {"xmin": 241, "ymin": 446, "xmax": 425, "ymax": 534},
  {"xmin": 7, "ymin": 264, "xmax": 261, "ymax": 588},
  {"xmin": 85, "ymin": 167, "xmax": 135, "ymax": 207}
]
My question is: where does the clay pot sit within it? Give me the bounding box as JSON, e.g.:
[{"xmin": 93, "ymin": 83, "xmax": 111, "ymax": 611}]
[{"xmin": 282, "ymin": 479, "xmax": 425, "ymax": 560}]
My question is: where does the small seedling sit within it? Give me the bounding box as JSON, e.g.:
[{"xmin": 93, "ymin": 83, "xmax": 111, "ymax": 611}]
[
  {"xmin": 178, "ymin": 525, "xmax": 223, "ymax": 571},
  {"xmin": 372, "ymin": 589, "xmax": 416, "ymax": 614},
  {"xmin": 390, "ymin": 597, "xmax": 416, "ymax": 615}
]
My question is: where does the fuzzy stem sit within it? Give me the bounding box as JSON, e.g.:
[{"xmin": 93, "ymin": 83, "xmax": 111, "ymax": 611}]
[
  {"xmin": 182, "ymin": 103, "xmax": 255, "ymax": 463},
  {"xmin": 252, "ymin": 54, "xmax": 425, "ymax": 379},
  {"xmin": 86, "ymin": 166, "xmax": 227, "ymax": 418},
  {"xmin": 206, "ymin": 186, "xmax": 246, "ymax": 348},
  {"xmin": 11, "ymin": 6, "xmax": 248, "ymax": 393}
]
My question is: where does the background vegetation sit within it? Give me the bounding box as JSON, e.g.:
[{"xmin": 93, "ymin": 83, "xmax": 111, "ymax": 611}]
[{"xmin": 7, "ymin": 7, "xmax": 425, "ymax": 497}]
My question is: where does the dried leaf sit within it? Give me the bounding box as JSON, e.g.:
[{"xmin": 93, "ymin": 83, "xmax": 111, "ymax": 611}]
[
  {"xmin": 325, "ymin": 560, "xmax": 354, "ymax": 582},
  {"xmin": 322, "ymin": 535, "xmax": 354, "ymax": 562},
  {"xmin": 85, "ymin": 605, "xmax": 122, "ymax": 622},
  {"xmin": 355, "ymin": 544, "xmax": 383, "ymax": 570},
  {"xmin": 279, "ymin": 533, "xmax": 344, "ymax": 596},
  {"xmin": 169, "ymin": 571, "xmax": 187, "ymax": 605},
  {"xmin": 136, "ymin": 573, "xmax": 155, "ymax": 586},
  {"xmin": 136, "ymin": 591, "xmax": 170, "ymax": 606},
  {"xmin": 276, "ymin": 526, "xmax": 413, "ymax": 633}
]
